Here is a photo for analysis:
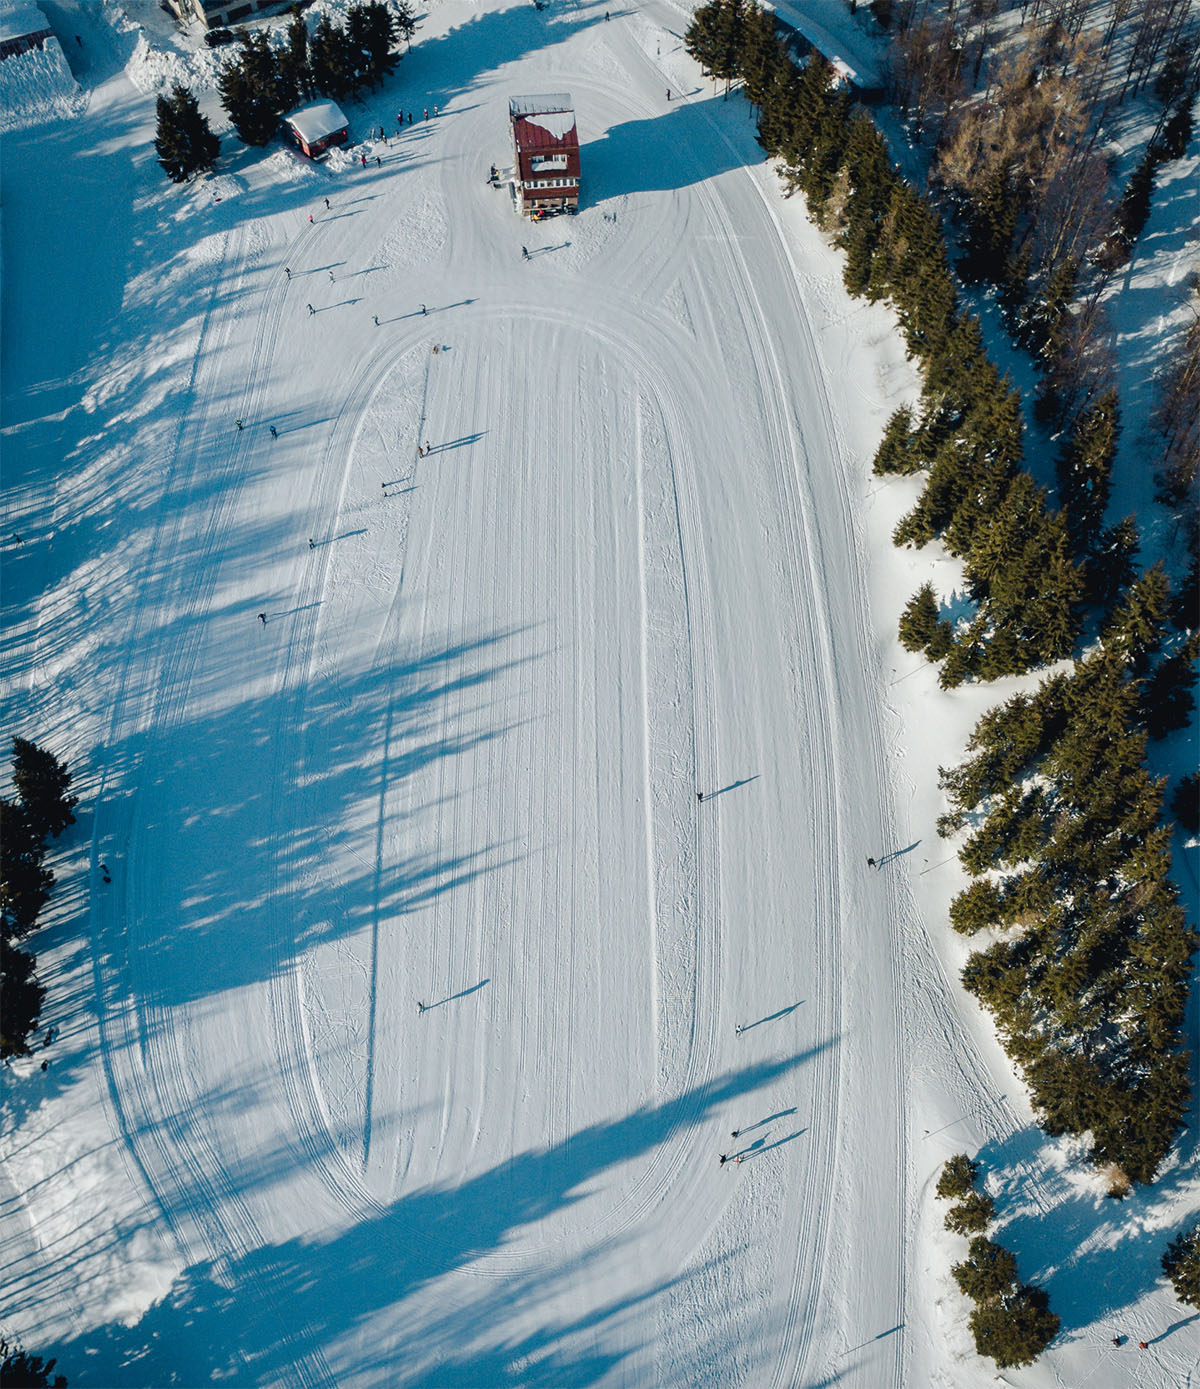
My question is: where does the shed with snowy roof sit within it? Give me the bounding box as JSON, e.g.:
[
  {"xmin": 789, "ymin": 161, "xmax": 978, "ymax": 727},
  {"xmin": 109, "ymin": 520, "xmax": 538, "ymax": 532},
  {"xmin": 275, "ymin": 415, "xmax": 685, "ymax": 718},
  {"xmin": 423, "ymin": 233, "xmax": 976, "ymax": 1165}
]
[
  {"xmin": 0, "ymin": 1, "xmax": 52, "ymax": 60},
  {"xmin": 283, "ymin": 100, "xmax": 350, "ymax": 159},
  {"xmin": 509, "ymin": 94, "xmax": 579, "ymax": 216}
]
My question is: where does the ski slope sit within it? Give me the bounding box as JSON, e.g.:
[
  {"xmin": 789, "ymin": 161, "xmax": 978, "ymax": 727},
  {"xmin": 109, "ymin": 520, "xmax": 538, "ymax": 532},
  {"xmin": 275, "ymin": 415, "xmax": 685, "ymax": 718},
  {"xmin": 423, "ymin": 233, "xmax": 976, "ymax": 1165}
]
[{"xmin": 2, "ymin": 2, "xmax": 1193, "ymax": 1386}]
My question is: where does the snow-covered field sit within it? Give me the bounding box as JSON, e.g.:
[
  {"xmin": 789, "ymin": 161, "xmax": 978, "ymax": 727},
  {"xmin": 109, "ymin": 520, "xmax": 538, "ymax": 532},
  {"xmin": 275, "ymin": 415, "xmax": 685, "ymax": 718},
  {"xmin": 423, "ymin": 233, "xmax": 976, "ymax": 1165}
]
[{"xmin": 1, "ymin": 1, "xmax": 1196, "ymax": 1385}]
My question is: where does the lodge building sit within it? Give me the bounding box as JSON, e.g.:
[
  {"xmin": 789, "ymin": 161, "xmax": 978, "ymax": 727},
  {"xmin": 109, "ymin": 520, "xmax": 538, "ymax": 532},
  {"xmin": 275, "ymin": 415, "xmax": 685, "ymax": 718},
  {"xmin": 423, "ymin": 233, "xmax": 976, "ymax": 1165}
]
[{"xmin": 509, "ymin": 94, "xmax": 580, "ymax": 216}]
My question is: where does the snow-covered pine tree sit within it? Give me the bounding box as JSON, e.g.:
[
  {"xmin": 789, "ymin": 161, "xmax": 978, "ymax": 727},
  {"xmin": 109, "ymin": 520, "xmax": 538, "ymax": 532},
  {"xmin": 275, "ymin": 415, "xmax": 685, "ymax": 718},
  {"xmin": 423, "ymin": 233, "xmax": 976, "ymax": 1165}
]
[
  {"xmin": 1056, "ymin": 387, "xmax": 1119, "ymax": 554},
  {"xmin": 347, "ymin": 1, "xmax": 401, "ymax": 91},
  {"xmin": 310, "ymin": 16, "xmax": 357, "ymax": 102},
  {"xmin": 278, "ymin": 13, "xmax": 313, "ymax": 110},
  {"xmin": 154, "ymin": 83, "xmax": 219, "ymax": 183}
]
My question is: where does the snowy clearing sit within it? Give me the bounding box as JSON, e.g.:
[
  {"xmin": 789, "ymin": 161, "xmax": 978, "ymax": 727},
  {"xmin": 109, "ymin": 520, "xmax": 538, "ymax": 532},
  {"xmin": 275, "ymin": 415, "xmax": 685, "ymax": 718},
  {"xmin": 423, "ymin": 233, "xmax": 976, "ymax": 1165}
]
[{"xmin": 1, "ymin": 1, "xmax": 1196, "ymax": 1385}]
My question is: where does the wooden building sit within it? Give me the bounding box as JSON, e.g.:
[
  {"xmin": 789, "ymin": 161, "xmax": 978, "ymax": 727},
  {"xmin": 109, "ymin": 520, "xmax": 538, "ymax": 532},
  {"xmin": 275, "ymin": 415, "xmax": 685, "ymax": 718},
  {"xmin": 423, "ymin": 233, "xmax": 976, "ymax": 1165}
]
[
  {"xmin": 283, "ymin": 101, "xmax": 350, "ymax": 159},
  {"xmin": 509, "ymin": 94, "xmax": 580, "ymax": 217}
]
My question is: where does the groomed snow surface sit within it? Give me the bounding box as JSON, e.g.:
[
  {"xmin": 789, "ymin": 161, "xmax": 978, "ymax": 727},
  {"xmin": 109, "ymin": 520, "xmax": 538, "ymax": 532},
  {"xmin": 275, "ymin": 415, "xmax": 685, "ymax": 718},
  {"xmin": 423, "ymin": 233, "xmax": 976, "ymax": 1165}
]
[{"xmin": 1, "ymin": 2, "xmax": 1196, "ymax": 1386}]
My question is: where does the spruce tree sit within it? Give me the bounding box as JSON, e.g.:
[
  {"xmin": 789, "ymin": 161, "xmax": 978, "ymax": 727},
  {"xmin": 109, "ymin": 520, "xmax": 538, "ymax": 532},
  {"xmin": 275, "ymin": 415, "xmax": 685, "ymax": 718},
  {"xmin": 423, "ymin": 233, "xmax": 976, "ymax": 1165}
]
[
  {"xmin": 310, "ymin": 16, "xmax": 357, "ymax": 101},
  {"xmin": 946, "ymin": 1190, "xmax": 996, "ymax": 1234},
  {"xmin": 952, "ymin": 1237, "xmax": 1018, "ymax": 1303},
  {"xmin": 872, "ymin": 405, "xmax": 920, "ymax": 475},
  {"xmin": 968, "ymin": 1284, "xmax": 1059, "ymax": 1368},
  {"xmin": 0, "ymin": 800, "xmax": 53, "ymax": 939},
  {"xmin": 11, "ymin": 737, "xmax": 77, "ymax": 841},
  {"xmin": 1084, "ymin": 516, "xmax": 1140, "ymax": 613},
  {"xmin": 959, "ymin": 162, "xmax": 1016, "ymax": 285},
  {"xmin": 1057, "ymin": 388, "xmax": 1119, "ymax": 553},
  {"xmin": 154, "ymin": 84, "xmax": 220, "ymax": 183},
  {"xmin": 936, "ymin": 1153, "xmax": 979, "ymax": 1200},
  {"xmin": 1103, "ymin": 564, "xmax": 1170, "ymax": 673},
  {"xmin": 0, "ymin": 938, "xmax": 45, "ymax": 1058},
  {"xmin": 218, "ymin": 33, "xmax": 285, "ymax": 146},
  {"xmin": 347, "ymin": 1, "xmax": 401, "ymax": 91},
  {"xmin": 278, "ymin": 13, "xmax": 313, "ymax": 110},
  {"xmin": 1162, "ymin": 1223, "xmax": 1200, "ymax": 1308},
  {"xmin": 1141, "ymin": 632, "xmax": 1199, "ymax": 739}
]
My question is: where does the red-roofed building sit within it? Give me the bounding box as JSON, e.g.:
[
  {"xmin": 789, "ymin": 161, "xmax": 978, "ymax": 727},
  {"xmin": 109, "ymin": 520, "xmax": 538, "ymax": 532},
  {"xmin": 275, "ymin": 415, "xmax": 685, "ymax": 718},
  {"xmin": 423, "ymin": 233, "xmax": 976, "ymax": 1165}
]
[{"xmin": 509, "ymin": 94, "xmax": 580, "ymax": 216}]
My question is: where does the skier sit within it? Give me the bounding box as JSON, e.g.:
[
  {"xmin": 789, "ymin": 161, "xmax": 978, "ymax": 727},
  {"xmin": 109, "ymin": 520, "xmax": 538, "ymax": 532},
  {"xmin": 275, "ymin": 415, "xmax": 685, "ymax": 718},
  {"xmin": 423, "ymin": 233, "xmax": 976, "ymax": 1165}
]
[
  {"xmin": 307, "ymin": 304, "xmax": 315, "ymax": 315},
  {"xmin": 373, "ymin": 315, "xmax": 379, "ymax": 326},
  {"xmin": 361, "ymin": 152, "xmax": 367, "ymax": 168},
  {"xmin": 418, "ymin": 445, "xmax": 424, "ymax": 458},
  {"xmin": 308, "ymin": 538, "xmax": 315, "ymax": 549},
  {"xmin": 522, "ymin": 245, "xmax": 529, "ymax": 260},
  {"xmin": 867, "ymin": 856, "xmax": 877, "ymax": 868},
  {"xmin": 423, "ymin": 108, "xmax": 428, "ymax": 120},
  {"xmin": 329, "ymin": 269, "xmax": 335, "ymax": 283},
  {"xmin": 269, "ymin": 425, "xmax": 277, "ymax": 439},
  {"xmin": 397, "ymin": 112, "xmax": 403, "ymax": 128},
  {"xmin": 1138, "ymin": 1343, "xmax": 1148, "ymax": 1351},
  {"xmin": 434, "ymin": 105, "xmax": 439, "ymax": 117},
  {"xmin": 731, "ymin": 1130, "xmax": 740, "ymax": 1139},
  {"xmin": 667, "ymin": 89, "xmax": 671, "ymax": 101},
  {"xmin": 417, "ymin": 1001, "xmax": 427, "ymax": 1014},
  {"xmin": 425, "ymin": 441, "xmax": 431, "ymax": 455},
  {"xmin": 258, "ymin": 612, "xmax": 267, "ymax": 625},
  {"xmin": 734, "ymin": 1024, "xmax": 744, "ymax": 1036},
  {"xmin": 308, "ymin": 213, "xmax": 314, "ymax": 223},
  {"xmin": 719, "ymin": 1154, "xmax": 728, "ymax": 1166},
  {"xmin": 11, "ymin": 534, "xmax": 22, "ymax": 544},
  {"xmin": 697, "ymin": 790, "xmax": 704, "ymax": 801},
  {"xmin": 1111, "ymin": 1338, "xmax": 1122, "ymax": 1347},
  {"xmin": 408, "ymin": 112, "xmax": 413, "ymax": 123},
  {"xmin": 376, "ymin": 157, "xmax": 382, "ymax": 167},
  {"xmin": 421, "ymin": 303, "xmax": 427, "ymax": 315},
  {"xmin": 235, "ymin": 418, "xmax": 243, "ymax": 431},
  {"xmin": 285, "ymin": 266, "xmax": 292, "ymax": 280},
  {"xmin": 324, "ymin": 197, "xmax": 330, "ymax": 209}
]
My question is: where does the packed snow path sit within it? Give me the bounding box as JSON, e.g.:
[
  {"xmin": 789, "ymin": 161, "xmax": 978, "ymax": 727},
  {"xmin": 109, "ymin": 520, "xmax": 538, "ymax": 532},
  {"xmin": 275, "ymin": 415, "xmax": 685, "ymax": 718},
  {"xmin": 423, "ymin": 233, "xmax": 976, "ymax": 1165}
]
[{"xmin": 0, "ymin": 3, "xmax": 958, "ymax": 1384}]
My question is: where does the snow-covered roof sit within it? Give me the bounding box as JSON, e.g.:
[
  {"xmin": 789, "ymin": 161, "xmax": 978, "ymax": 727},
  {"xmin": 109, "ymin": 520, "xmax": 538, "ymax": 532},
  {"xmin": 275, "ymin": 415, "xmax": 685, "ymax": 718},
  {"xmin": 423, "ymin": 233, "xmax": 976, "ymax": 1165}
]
[
  {"xmin": 509, "ymin": 93, "xmax": 576, "ymax": 143},
  {"xmin": 0, "ymin": 1, "xmax": 50, "ymax": 44},
  {"xmin": 284, "ymin": 99, "xmax": 348, "ymax": 145}
]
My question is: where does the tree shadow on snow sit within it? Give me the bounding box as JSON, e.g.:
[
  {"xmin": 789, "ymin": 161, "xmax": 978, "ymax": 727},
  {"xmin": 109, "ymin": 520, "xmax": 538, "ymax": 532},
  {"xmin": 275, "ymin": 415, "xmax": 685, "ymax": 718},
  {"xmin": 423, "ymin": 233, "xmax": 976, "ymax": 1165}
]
[{"xmin": 50, "ymin": 1045, "xmax": 834, "ymax": 1386}]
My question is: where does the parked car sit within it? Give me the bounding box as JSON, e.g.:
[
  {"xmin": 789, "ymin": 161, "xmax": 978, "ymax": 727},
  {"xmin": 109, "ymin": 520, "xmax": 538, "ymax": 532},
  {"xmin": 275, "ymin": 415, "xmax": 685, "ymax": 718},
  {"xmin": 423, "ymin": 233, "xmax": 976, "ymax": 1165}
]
[{"xmin": 204, "ymin": 28, "xmax": 235, "ymax": 48}]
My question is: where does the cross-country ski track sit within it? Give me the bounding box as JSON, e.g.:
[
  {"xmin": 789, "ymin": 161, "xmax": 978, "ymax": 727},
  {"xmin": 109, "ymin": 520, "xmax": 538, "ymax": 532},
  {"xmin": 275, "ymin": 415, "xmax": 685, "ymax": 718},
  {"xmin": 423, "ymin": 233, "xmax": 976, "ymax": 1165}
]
[{"xmin": 0, "ymin": 3, "xmax": 1045, "ymax": 1385}]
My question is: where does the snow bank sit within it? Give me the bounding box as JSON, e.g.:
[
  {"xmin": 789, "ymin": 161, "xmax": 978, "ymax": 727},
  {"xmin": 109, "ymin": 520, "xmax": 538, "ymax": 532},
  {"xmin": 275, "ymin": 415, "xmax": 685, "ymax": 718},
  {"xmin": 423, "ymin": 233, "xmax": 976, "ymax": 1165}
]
[{"xmin": 0, "ymin": 35, "xmax": 85, "ymax": 131}]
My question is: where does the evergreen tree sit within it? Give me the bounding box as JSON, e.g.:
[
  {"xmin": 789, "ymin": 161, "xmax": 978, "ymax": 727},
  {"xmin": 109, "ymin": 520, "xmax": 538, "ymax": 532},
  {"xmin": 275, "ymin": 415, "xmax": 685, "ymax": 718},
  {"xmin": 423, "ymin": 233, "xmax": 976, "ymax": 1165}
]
[
  {"xmin": 0, "ymin": 938, "xmax": 44, "ymax": 1058},
  {"xmin": 154, "ymin": 84, "xmax": 219, "ymax": 184},
  {"xmin": 1141, "ymin": 631, "xmax": 1199, "ymax": 739},
  {"xmin": 968, "ymin": 1284, "xmax": 1059, "ymax": 1368},
  {"xmin": 347, "ymin": 1, "xmax": 401, "ymax": 90},
  {"xmin": 959, "ymin": 161, "xmax": 1016, "ymax": 284},
  {"xmin": 393, "ymin": 0, "xmax": 419, "ymax": 49},
  {"xmin": 946, "ymin": 1190, "xmax": 996, "ymax": 1234},
  {"xmin": 684, "ymin": 0, "xmax": 747, "ymax": 90},
  {"xmin": 936, "ymin": 1153, "xmax": 979, "ymax": 1200},
  {"xmin": 872, "ymin": 405, "xmax": 920, "ymax": 476},
  {"xmin": 737, "ymin": 3, "xmax": 784, "ymax": 111},
  {"xmin": 1102, "ymin": 564, "xmax": 1170, "ymax": 673},
  {"xmin": 952, "ymin": 1237, "xmax": 1018, "ymax": 1303},
  {"xmin": 1017, "ymin": 256, "xmax": 1077, "ymax": 362},
  {"xmin": 1162, "ymin": 1223, "xmax": 1200, "ymax": 1308},
  {"xmin": 278, "ymin": 14, "xmax": 313, "ymax": 109},
  {"xmin": 1159, "ymin": 99, "xmax": 1193, "ymax": 162},
  {"xmin": 11, "ymin": 738, "xmax": 77, "ymax": 841},
  {"xmin": 0, "ymin": 1337, "xmax": 67, "ymax": 1388},
  {"xmin": 0, "ymin": 800, "xmax": 53, "ymax": 940},
  {"xmin": 949, "ymin": 879, "xmax": 1004, "ymax": 935},
  {"xmin": 1116, "ymin": 148, "xmax": 1157, "ymax": 248},
  {"xmin": 218, "ymin": 34, "xmax": 286, "ymax": 146},
  {"xmin": 310, "ymin": 15, "xmax": 357, "ymax": 101},
  {"xmin": 1171, "ymin": 773, "xmax": 1198, "ymax": 834},
  {"xmin": 1057, "ymin": 388, "xmax": 1119, "ymax": 553},
  {"xmin": 1084, "ymin": 516, "xmax": 1140, "ymax": 613}
]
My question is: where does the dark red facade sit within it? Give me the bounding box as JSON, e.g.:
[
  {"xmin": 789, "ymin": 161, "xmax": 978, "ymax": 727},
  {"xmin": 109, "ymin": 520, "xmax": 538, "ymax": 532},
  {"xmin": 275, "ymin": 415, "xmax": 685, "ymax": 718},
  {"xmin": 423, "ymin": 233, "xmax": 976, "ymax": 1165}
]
[{"xmin": 509, "ymin": 95, "xmax": 580, "ymax": 216}]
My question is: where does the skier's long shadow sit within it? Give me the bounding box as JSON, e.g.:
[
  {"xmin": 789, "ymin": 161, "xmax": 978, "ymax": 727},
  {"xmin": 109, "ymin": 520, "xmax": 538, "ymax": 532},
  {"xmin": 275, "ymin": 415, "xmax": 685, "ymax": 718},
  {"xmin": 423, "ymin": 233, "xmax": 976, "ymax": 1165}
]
[
  {"xmin": 706, "ymin": 775, "xmax": 760, "ymax": 800},
  {"xmin": 735, "ymin": 1129, "xmax": 805, "ymax": 1160},
  {"xmin": 878, "ymin": 840, "xmax": 920, "ymax": 868},
  {"xmin": 427, "ymin": 979, "xmax": 490, "ymax": 1009},
  {"xmin": 740, "ymin": 1001, "xmax": 803, "ymax": 1031}
]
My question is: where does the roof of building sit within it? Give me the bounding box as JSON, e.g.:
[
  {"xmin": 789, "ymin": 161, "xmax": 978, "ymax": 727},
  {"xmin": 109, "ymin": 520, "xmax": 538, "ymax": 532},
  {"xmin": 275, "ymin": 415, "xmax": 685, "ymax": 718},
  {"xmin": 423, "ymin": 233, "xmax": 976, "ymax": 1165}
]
[
  {"xmin": 509, "ymin": 94, "xmax": 577, "ymax": 152},
  {"xmin": 0, "ymin": 1, "xmax": 51, "ymax": 44},
  {"xmin": 284, "ymin": 99, "xmax": 348, "ymax": 145}
]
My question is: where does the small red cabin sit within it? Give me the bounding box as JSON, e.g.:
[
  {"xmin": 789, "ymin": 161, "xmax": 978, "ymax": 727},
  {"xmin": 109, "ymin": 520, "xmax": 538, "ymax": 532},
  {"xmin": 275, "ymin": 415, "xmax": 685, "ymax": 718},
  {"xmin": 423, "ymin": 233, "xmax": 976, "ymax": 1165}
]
[
  {"xmin": 283, "ymin": 100, "xmax": 349, "ymax": 159},
  {"xmin": 509, "ymin": 94, "xmax": 580, "ymax": 216}
]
